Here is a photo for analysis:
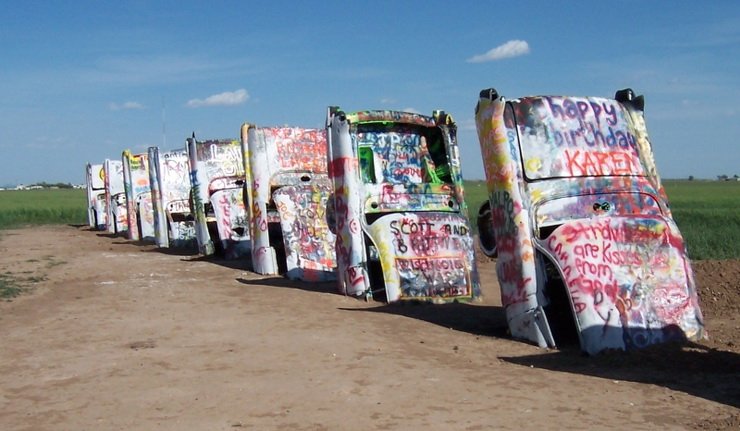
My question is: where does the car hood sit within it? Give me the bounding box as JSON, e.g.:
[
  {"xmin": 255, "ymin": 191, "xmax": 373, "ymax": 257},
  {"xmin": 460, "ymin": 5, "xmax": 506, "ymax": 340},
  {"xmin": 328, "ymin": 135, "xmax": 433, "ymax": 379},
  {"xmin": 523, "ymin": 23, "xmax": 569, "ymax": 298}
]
[
  {"xmin": 539, "ymin": 215, "xmax": 704, "ymax": 354},
  {"xmin": 366, "ymin": 212, "xmax": 479, "ymax": 302}
]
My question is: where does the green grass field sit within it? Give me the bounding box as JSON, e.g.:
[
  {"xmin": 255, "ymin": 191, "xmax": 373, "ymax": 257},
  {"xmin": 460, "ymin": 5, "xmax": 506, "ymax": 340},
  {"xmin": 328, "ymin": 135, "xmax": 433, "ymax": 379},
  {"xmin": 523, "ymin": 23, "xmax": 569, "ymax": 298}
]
[
  {"xmin": 663, "ymin": 180, "xmax": 740, "ymax": 260},
  {"xmin": 0, "ymin": 189, "xmax": 87, "ymax": 230},
  {"xmin": 463, "ymin": 180, "xmax": 740, "ymax": 260}
]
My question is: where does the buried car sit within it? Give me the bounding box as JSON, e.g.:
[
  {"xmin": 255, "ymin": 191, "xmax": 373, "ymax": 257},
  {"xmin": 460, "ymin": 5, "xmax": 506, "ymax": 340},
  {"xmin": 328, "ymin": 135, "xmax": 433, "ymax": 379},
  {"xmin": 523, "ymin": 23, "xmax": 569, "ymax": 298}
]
[
  {"xmin": 104, "ymin": 158, "xmax": 127, "ymax": 235},
  {"xmin": 148, "ymin": 147, "xmax": 197, "ymax": 249},
  {"xmin": 122, "ymin": 150, "xmax": 155, "ymax": 242},
  {"xmin": 186, "ymin": 135, "xmax": 250, "ymax": 259},
  {"xmin": 327, "ymin": 108, "xmax": 480, "ymax": 302},
  {"xmin": 475, "ymin": 87, "xmax": 705, "ymax": 354},
  {"xmin": 241, "ymin": 124, "xmax": 336, "ymax": 281},
  {"xmin": 86, "ymin": 162, "xmax": 107, "ymax": 230}
]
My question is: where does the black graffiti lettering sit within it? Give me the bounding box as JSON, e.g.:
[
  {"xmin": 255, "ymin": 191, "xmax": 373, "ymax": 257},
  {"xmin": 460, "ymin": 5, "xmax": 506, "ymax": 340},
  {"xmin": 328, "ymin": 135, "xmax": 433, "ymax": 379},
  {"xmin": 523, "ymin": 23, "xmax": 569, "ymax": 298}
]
[{"xmin": 441, "ymin": 223, "xmax": 469, "ymax": 236}]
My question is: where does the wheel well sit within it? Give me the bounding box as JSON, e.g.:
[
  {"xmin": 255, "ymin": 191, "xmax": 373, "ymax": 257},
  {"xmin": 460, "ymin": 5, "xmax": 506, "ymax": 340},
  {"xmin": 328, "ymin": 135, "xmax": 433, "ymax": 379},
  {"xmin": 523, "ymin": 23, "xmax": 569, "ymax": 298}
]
[
  {"xmin": 539, "ymin": 253, "xmax": 580, "ymax": 348},
  {"xmin": 364, "ymin": 233, "xmax": 387, "ymax": 302},
  {"xmin": 477, "ymin": 201, "xmax": 497, "ymax": 258}
]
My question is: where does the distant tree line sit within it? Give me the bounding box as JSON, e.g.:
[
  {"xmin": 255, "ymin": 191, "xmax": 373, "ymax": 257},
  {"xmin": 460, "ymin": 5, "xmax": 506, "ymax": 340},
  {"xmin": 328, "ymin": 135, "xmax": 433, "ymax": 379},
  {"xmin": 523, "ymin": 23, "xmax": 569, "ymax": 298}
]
[
  {"xmin": 29, "ymin": 182, "xmax": 75, "ymax": 189},
  {"xmin": 686, "ymin": 175, "xmax": 739, "ymax": 181}
]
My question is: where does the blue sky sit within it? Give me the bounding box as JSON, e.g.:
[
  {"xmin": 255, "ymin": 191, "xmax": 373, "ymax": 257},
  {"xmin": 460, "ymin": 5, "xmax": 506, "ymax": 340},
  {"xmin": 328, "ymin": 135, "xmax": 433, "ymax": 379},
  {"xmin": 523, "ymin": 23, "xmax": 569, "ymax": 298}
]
[{"xmin": 1, "ymin": 1, "xmax": 738, "ymax": 185}]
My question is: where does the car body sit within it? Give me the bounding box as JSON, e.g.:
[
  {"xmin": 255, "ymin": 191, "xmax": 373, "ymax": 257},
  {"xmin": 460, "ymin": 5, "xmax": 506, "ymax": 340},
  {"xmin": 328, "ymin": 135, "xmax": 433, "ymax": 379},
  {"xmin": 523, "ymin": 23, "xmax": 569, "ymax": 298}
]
[
  {"xmin": 240, "ymin": 124, "xmax": 336, "ymax": 281},
  {"xmin": 104, "ymin": 158, "xmax": 127, "ymax": 235},
  {"xmin": 326, "ymin": 108, "xmax": 480, "ymax": 302},
  {"xmin": 186, "ymin": 136, "xmax": 250, "ymax": 259},
  {"xmin": 475, "ymin": 88, "xmax": 705, "ymax": 354},
  {"xmin": 148, "ymin": 147, "xmax": 196, "ymax": 249},
  {"xmin": 122, "ymin": 150, "xmax": 155, "ymax": 242},
  {"xmin": 86, "ymin": 162, "xmax": 107, "ymax": 230}
]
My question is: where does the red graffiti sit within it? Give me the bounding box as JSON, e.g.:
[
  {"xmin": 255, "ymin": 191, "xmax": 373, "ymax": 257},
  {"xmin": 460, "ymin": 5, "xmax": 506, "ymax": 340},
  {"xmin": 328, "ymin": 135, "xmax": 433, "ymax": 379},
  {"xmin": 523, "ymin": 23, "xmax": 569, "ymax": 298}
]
[{"xmin": 564, "ymin": 149, "xmax": 640, "ymax": 177}]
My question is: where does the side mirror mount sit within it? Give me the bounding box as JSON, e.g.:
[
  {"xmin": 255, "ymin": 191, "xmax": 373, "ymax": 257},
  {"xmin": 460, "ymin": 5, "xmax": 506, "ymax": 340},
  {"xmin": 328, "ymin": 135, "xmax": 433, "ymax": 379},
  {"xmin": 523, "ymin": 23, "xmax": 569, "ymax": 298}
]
[{"xmin": 479, "ymin": 88, "xmax": 499, "ymax": 100}]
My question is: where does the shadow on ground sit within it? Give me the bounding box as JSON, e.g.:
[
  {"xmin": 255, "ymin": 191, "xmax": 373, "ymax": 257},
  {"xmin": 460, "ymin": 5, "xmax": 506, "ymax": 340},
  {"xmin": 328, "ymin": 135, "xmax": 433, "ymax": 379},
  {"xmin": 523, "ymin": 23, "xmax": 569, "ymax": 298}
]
[
  {"xmin": 342, "ymin": 301, "xmax": 509, "ymax": 338},
  {"xmin": 236, "ymin": 276, "xmax": 338, "ymax": 295},
  {"xmin": 95, "ymin": 232, "xmax": 121, "ymax": 240},
  {"xmin": 237, "ymin": 277, "xmax": 508, "ymax": 339},
  {"xmin": 181, "ymin": 254, "xmax": 251, "ymax": 271},
  {"xmin": 500, "ymin": 341, "xmax": 740, "ymax": 409},
  {"xmin": 94, "ymin": 230, "xmax": 246, "ymax": 270},
  {"xmin": 143, "ymin": 246, "xmax": 199, "ymax": 257}
]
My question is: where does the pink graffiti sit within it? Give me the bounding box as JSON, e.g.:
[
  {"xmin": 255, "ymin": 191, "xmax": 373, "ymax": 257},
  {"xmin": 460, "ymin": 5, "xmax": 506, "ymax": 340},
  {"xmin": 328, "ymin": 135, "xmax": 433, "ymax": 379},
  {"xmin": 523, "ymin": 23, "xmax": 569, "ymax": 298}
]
[{"xmin": 217, "ymin": 193, "xmax": 232, "ymax": 236}]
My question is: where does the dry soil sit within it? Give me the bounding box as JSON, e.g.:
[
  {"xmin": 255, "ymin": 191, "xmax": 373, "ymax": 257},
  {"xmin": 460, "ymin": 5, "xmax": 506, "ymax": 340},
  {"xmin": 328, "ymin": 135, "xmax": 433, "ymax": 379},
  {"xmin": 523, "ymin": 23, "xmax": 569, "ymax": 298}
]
[{"xmin": 0, "ymin": 225, "xmax": 737, "ymax": 430}]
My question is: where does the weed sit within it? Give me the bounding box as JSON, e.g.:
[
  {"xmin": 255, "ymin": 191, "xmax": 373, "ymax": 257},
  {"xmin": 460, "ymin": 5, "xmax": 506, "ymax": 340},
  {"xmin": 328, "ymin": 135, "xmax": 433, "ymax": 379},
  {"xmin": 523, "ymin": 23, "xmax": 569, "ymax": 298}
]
[
  {"xmin": 26, "ymin": 275, "xmax": 47, "ymax": 283},
  {"xmin": 0, "ymin": 274, "xmax": 23, "ymax": 299}
]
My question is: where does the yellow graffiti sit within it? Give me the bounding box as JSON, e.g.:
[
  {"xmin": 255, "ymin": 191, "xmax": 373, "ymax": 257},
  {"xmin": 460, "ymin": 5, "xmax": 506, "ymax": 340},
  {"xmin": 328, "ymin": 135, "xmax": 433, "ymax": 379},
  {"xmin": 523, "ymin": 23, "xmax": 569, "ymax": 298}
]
[{"xmin": 525, "ymin": 157, "xmax": 542, "ymax": 173}]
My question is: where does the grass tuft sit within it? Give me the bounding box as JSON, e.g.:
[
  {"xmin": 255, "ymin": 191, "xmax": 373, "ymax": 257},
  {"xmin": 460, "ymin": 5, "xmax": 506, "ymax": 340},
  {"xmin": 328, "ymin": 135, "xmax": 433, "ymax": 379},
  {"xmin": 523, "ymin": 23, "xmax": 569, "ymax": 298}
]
[{"xmin": 0, "ymin": 274, "xmax": 24, "ymax": 299}]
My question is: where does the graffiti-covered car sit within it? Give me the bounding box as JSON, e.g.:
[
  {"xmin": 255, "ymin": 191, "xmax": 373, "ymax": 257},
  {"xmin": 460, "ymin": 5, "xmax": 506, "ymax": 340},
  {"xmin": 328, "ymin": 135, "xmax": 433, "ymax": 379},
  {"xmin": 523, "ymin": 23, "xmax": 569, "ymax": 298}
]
[
  {"xmin": 104, "ymin": 158, "xmax": 127, "ymax": 235},
  {"xmin": 148, "ymin": 147, "xmax": 196, "ymax": 249},
  {"xmin": 241, "ymin": 124, "xmax": 336, "ymax": 281},
  {"xmin": 186, "ymin": 135, "xmax": 250, "ymax": 259},
  {"xmin": 475, "ymin": 87, "xmax": 705, "ymax": 354},
  {"xmin": 327, "ymin": 108, "xmax": 480, "ymax": 302},
  {"xmin": 86, "ymin": 162, "xmax": 107, "ymax": 230},
  {"xmin": 122, "ymin": 150, "xmax": 155, "ymax": 242}
]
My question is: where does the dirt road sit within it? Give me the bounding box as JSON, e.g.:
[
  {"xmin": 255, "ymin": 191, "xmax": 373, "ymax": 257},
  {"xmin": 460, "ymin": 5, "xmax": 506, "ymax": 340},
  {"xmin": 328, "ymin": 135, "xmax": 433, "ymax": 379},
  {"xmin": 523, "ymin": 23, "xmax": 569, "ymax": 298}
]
[{"xmin": 0, "ymin": 226, "xmax": 737, "ymax": 430}]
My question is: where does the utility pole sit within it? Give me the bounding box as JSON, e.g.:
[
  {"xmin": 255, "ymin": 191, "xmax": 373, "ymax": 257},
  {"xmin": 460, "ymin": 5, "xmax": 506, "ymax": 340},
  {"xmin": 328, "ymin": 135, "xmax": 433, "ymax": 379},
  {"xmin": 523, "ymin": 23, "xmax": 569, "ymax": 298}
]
[{"xmin": 161, "ymin": 96, "xmax": 166, "ymax": 149}]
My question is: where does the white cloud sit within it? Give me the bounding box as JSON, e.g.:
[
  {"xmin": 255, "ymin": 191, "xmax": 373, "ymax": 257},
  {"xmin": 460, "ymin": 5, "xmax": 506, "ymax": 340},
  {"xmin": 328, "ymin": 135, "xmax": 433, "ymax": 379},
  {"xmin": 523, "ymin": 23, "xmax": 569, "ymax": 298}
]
[
  {"xmin": 459, "ymin": 118, "xmax": 477, "ymax": 132},
  {"xmin": 402, "ymin": 107, "xmax": 420, "ymax": 114},
  {"xmin": 108, "ymin": 101, "xmax": 145, "ymax": 111},
  {"xmin": 467, "ymin": 40, "xmax": 530, "ymax": 63},
  {"xmin": 380, "ymin": 98, "xmax": 396, "ymax": 104},
  {"xmin": 186, "ymin": 89, "xmax": 249, "ymax": 108},
  {"xmin": 83, "ymin": 55, "xmax": 247, "ymax": 86},
  {"xmin": 25, "ymin": 136, "xmax": 73, "ymax": 149}
]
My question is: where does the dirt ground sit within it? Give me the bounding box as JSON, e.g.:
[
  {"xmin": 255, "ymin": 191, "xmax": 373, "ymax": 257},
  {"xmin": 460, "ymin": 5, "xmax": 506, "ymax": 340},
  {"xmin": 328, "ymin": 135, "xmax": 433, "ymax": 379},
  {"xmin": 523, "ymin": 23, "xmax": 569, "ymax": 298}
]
[{"xmin": 0, "ymin": 225, "xmax": 737, "ymax": 430}]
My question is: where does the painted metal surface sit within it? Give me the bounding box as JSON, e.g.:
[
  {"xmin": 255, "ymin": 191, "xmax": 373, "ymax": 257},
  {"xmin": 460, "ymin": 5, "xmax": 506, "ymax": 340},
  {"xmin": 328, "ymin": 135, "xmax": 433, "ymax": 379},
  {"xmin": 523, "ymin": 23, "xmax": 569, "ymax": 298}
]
[
  {"xmin": 475, "ymin": 89, "xmax": 705, "ymax": 354},
  {"xmin": 327, "ymin": 108, "xmax": 480, "ymax": 302},
  {"xmin": 241, "ymin": 125, "xmax": 336, "ymax": 281},
  {"xmin": 186, "ymin": 136, "xmax": 250, "ymax": 259},
  {"xmin": 148, "ymin": 147, "xmax": 196, "ymax": 248},
  {"xmin": 103, "ymin": 159, "xmax": 127, "ymax": 234},
  {"xmin": 85, "ymin": 163, "xmax": 107, "ymax": 230},
  {"xmin": 122, "ymin": 150, "xmax": 155, "ymax": 242}
]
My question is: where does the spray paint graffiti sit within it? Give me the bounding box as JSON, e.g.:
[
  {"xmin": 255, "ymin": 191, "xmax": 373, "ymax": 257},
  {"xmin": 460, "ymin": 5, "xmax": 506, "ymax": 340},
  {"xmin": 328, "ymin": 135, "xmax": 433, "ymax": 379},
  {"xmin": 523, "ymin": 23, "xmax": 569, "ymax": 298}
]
[
  {"xmin": 148, "ymin": 147, "xmax": 196, "ymax": 249},
  {"xmin": 543, "ymin": 216, "xmax": 704, "ymax": 352},
  {"xmin": 241, "ymin": 125, "xmax": 336, "ymax": 281},
  {"xmin": 103, "ymin": 159, "xmax": 127, "ymax": 235},
  {"xmin": 273, "ymin": 184, "xmax": 336, "ymax": 281},
  {"xmin": 122, "ymin": 150, "xmax": 155, "ymax": 242},
  {"xmin": 327, "ymin": 108, "xmax": 479, "ymax": 302},
  {"xmin": 187, "ymin": 136, "xmax": 250, "ymax": 259},
  {"xmin": 371, "ymin": 213, "xmax": 475, "ymax": 300},
  {"xmin": 475, "ymin": 88, "xmax": 704, "ymax": 354},
  {"xmin": 85, "ymin": 163, "xmax": 107, "ymax": 230}
]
